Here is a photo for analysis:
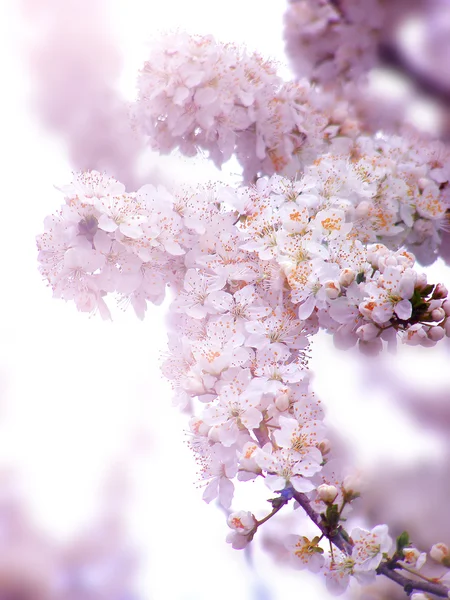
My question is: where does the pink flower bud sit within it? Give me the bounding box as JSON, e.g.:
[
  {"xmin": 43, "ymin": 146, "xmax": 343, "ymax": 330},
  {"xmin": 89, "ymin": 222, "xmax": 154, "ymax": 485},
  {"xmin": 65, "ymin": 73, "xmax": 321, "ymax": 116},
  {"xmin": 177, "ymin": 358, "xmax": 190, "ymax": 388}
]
[
  {"xmin": 443, "ymin": 300, "xmax": 450, "ymax": 316},
  {"xmin": 325, "ymin": 281, "xmax": 340, "ymax": 299},
  {"xmin": 433, "ymin": 283, "xmax": 448, "ymax": 299},
  {"xmin": 428, "ymin": 326, "xmax": 445, "ymax": 342},
  {"xmin": 355, "ymin": 201, "xmax": 371, "ymax": 218},
  {"xmin": 275, "ymin": 392, "xmax": 290, "ymax": 412},
  {"xmin": 339, "ymin": 268, "xmax": 355, "ymax": 287},
  {"xmin": 418, "ymin": 177, "xmax": 431, "ymax": 190},
  {"xmin": 317, "ymin": 484, "xmax": 338, "ymax": 503},
  {"xmin": 431, "ymin": 307, "xmax": 445, "ymax": 322},
  {"xmin": 430, "ymin": 543, "xmax": 449, "ymax": 563},
  {"xmin": 445, "ymin": 320, "xmax": 450, "ymax": 337}
]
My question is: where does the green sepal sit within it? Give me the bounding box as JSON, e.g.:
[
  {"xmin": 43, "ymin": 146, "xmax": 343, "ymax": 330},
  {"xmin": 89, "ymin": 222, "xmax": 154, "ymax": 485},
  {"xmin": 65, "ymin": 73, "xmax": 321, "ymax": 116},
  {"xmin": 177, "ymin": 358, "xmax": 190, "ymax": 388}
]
[
  {"xmin": 396, "ymin": 531, "xmax": 410, "ymax": 555},
  {"xmin": 324, "ymin": 503, "xmax": 340, "ymax": 529},
  {"xmin": 420, "ymin": 284, "xmax": 435, "ymax": 297}
]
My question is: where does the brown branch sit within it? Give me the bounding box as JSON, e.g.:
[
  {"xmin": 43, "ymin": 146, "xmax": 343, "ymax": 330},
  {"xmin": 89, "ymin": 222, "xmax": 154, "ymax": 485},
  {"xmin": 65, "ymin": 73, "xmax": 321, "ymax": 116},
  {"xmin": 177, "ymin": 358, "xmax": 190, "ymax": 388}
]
[
  {"xmin": 377, "ymin": 563, "xmax": 450, "ymax": 599},
  {"xmin": 293, "ymin": 491, "xmax": 353, "ymax": 554},
  {"xmin": 379, "ymin": 42, "xmax": 450, "ymax": 107}
]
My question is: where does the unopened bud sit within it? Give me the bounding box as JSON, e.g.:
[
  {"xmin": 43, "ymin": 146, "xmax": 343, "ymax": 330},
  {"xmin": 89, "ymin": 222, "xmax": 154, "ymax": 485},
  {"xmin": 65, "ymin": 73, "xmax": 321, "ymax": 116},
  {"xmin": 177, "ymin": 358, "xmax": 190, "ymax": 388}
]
[
  {"xmin": 418, "ymin": 177, "xmax": 431, "ymax": 191},
  {"xmin": 355, "ymin": 201, "xmax": 371, "ymax": 219},
  {"xmin": 339, "ymin": 269, "xmax": 355, "ymax": 287},
  {"xmin": 317, "ymin": 484, "xmax": 338, "ymax": 503},
  {"xmin": 445, "ymin": 320, "xmax": 450, "ymax": 337},
  {"xmin": 428, "ymin": 326, "xmax": 445, "ymax": 342},
  {"xmin": 443, "ymin": 300, "xmax": 450, "ymax": 316},
  {"xmin": 431, "ymin": 307, "xmax": 446, "ymax": 322},
  {"xmin": 430, "ymin": 543, "xmax": 449, "ymax": 563},
  {"xmin": 325, "ymin": 281, "xmax": 340, "ymax": 300},
  {"xmin": 275, "ymin": 393, "xmax": 290, "ymax": 412},
  {"xmin": 432, "ymin": 283, "xmax": 448, "ymax": 299}
]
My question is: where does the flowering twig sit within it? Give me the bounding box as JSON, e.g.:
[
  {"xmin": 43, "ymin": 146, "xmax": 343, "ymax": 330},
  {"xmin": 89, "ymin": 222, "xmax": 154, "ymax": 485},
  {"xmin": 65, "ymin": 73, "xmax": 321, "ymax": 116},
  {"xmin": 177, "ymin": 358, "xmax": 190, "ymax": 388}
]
[{"xmin": 293, "ymin": 491, "xmax": 450, "ymax": 598}]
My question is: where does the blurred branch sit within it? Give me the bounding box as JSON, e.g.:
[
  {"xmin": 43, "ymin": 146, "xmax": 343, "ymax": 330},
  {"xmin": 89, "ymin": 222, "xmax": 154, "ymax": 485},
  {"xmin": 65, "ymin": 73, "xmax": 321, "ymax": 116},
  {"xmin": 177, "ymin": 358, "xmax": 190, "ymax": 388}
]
[{"xmin": 379, "ymin": 42, "xmax": 450, "ymax": 106}]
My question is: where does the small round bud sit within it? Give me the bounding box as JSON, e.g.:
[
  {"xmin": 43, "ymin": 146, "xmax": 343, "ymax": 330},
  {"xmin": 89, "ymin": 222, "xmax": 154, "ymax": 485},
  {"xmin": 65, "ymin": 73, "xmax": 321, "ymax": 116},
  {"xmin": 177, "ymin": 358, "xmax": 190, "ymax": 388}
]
[
  {"xmin": 418, "ymin": 177, "xmax": 431, "ymax": 190},
  {"xmin": 339, "ymin": 269, "xmax": 355, "ymax": 287},
  {"xmin": 431, "ymin": 307, "xmax": 446, "ymax": 322},
  {"xmin": 325, "ymin": 281, "xmax": 340, "ymax": 300},
  {"xmin": 355, "ymin": 201, "xmax": 371, "ymax": 219},
  {"xmin": 445, "ymin": 319, "xmax": 450, "ymax": 337},
  {"xmin": 317, "ymin": 484, "xmax": 338, "ymax": 503},
  {"xmin": 275, "ymin": 392, "xmax": 290, "ymax": 412},
  {"xmin": 443, "ymin": 300, "xmax": 450, "ymax": 316},
  {"xmin": 433, "ymin": 284, "xmax": 448, "ymax": 299},
  {"xmin": 430, "ymin": 543, "xmax": 449, "ymax": 563},
  {"xmin": 428, "ymin": 326, "xmax": 445, "ymax": 342}
]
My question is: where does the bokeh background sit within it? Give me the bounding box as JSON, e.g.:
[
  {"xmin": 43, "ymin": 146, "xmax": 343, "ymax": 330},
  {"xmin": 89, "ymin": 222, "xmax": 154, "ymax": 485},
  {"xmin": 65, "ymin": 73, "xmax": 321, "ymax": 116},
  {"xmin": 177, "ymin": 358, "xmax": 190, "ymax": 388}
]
[{"xmin": 1, "ymin": 1, "xmax": 450, "ymax": 598}]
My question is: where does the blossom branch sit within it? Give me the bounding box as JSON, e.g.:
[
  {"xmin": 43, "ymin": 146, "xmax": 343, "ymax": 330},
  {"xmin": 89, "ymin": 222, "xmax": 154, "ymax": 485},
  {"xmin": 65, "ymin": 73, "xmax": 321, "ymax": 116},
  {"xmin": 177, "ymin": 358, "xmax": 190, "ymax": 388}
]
[
  {"xmin": 293, "ymin": 490, "xmax": 450, "ymax": 598},
  {"xmin": 293, "ymin": 491, "xmax": 353, "ymax": 554},
  {"xmin": 377, "ymin": 563, "xmax": 450, "ymax": 599}
]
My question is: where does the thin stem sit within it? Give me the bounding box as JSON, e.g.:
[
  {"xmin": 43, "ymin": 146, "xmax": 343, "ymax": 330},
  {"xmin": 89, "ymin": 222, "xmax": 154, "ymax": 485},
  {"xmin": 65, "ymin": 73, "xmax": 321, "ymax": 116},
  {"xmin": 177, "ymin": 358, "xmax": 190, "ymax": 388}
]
[
  {"xmin": 398, "ymin": 561, "xmax": 442, "ymax": 584},
  {"xmin": 256, "ymin": 501, "xmax": 287, "ymax": 528}
]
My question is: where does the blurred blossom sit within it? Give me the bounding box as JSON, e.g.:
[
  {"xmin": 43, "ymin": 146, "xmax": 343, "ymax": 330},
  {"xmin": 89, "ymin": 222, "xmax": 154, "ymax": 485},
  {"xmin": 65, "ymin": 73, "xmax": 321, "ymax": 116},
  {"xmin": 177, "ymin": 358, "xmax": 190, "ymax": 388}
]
[
  {"xmin": 20, "ymin": 0, "xmax": 162, "ymax": 190},
  {"xmin": 0, "ymin": 463, "xmax": 142, "ymax": 600}
]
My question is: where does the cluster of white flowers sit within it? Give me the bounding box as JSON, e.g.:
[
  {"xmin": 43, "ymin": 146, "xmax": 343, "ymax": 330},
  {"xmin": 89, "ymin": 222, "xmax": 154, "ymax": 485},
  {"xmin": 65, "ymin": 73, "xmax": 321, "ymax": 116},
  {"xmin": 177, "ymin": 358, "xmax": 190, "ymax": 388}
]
[
  {"xmin": 37, "ymin": 20, "xmax": 450, "ymax": 597},
  {"xmin": 37, "ymin": 170, "xmax": 450, "ymax": 342},
  {"xmin": 37, "ymin": 168, "xmax": 450, "ymax": 597},
  {"xmin": 134, "ymin": 32, "xmax": 329, "ymax": 180},
  {"xmin": 300, "ymin": 134, "xmax": 450, "ymax": 265}
]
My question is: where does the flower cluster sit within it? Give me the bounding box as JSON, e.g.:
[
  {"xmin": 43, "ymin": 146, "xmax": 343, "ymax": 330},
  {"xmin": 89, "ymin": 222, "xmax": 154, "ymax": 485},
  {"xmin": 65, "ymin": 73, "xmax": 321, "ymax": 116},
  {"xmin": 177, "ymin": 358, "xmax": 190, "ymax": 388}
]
[
  {"xmin": 300, "ymin": 134, "xmax": 450, "ymax": 265},
  {"xmin": 283, "ymin": 0, "xmax": 388, "ymax": 85},
  {"xmin": 37, "ymin": 171, "xmax": 191, "ymax": 319},
  {"xmin": 37, "ymin": 167, "xmax": 450, "ymax": 599},
  {"xmin": 134, "ymin": 32, "xmax": 329, "ymax": 180},
  {"xmin": 36, "ymin": 19, "xmax": 450, "ymax": 598}
]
